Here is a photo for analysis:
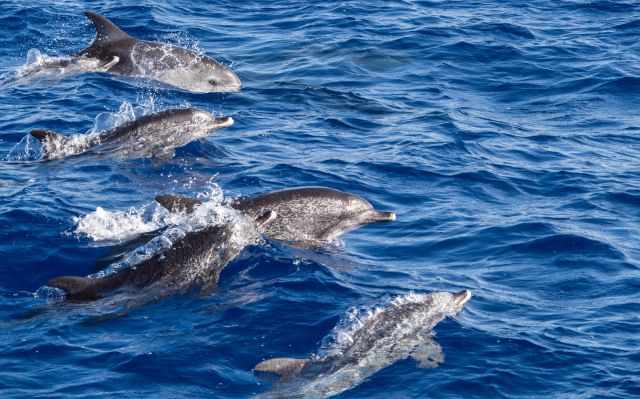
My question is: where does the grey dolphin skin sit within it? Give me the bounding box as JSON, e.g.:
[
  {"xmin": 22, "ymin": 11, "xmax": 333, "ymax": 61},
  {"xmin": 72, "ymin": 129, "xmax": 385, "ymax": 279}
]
[
  {"xmin": 155, "ymin": 187, "xmax": 396, "ymax": 246},
  {"xmin": 30, "ymin": 107, "xmax": 233, "ymax": 160},
  {"xmin": 16, "ymin": 11, "xmax": 241, "ymax": 92},
  {"xmin": 253, "ymin": 290, "xmax": 471, "ymax": 399},
  {"xmin": 47, "ymin": 209, "xmax": 275, "ymax": 301},
  {"xmin": 48, "ymin": 224, "xmax": 239, "ymax": 301},
  {"xmin": 79, "ymin": 11, "xmax": 241, "ymax": 92}
]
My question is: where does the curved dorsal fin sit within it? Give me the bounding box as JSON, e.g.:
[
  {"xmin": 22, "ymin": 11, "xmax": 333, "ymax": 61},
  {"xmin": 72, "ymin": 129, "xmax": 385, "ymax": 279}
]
[
  {"xmin": 84, "ymin": 11, "xmax": 130, "ymax": 43},
  {"xmin": 155, "ymin": 195, "xmax": 203, "ymax": 213},
  {"xmin": 31, "ymin": 129, "xmax": 62, "ymax": 143}
]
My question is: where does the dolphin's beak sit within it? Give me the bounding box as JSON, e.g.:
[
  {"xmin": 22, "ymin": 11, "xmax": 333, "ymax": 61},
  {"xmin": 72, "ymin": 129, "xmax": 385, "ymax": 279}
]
[
  {"xmin": 212, "ymin": 116, "xmax": 234, "ymax": 129},
  {"xmin": 453, "ymin": 290, "xmax": 472, "ymax": 308},
  {"xmin": 367, "ymin": 210, "xmax": 396, "ymax": 222}
]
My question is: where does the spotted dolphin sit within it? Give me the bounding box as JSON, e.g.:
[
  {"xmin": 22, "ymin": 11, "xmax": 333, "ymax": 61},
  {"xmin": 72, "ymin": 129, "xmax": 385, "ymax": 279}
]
[
  {"xmin": 46, "ymin": 210, "xmax": 275, "ymax": 301},
  {"xmin": 253, "ymin": 290, "xmax": 471, "ymax": 398},
  {"xmin": 16, "ymin": 11, "xmax": 241, "ymax": 93},
  {"xmin": 155, "ymin": 187, "xmax": 396, "ymax": 246},
  {"xmin": 30, "ymin": 107, "xmax": 232, "ymax": 160}
]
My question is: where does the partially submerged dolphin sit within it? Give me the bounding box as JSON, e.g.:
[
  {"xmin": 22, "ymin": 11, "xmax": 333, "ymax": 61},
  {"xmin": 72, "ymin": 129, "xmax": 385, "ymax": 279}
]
[
  {"xmin": 155, "ymin": 187, "xmax": 396, "ymax": 246},
  {"xmin": 16, "ymin": 11, "xmax": 241, "ymax": 93},
  {"xmin": 31, "ymin": 107, "xmax": 233, "ymax": 160},
  {"xmin": 47, "ymin": 210, "xmax": 274, "ymax": 301},
  {"xmin": 253, "ymin": 290, "xmax": 471, "ymax": 398}
]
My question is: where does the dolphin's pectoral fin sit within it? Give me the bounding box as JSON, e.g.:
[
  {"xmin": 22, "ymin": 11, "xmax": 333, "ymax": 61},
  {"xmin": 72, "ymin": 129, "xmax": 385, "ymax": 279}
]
[
  {"xmin": 151, "ymin": 149, "xmax": 175, "ymax": 164},
  {"xmin": 47, "ymin": 276, "xmax": 101, "ymax": 301},
  {"xmin": 97, "ymin": 56, "xmax": 120, "ymax": 72},
  {"xmin": 31, "ymin": 129, "xmax": 63, "ymax": 143},
  {"xmin": 155, "ymin": 194, "xmax": 203, "ymax": 214},
  {"xmin": 254, "ymin": 357, "xmax": 307, "ymax": 379},
  {"xmin": 255, "ymin": 209, "xmax": 277, "ymax": 229},
  {"xmin": 410, "ymin": 339, "xmax": 444, "ymax": 369}
]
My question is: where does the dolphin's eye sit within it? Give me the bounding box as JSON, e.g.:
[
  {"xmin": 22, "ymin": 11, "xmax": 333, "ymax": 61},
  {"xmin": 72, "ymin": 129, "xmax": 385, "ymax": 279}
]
[{"xmin": 208, "ymin": 79, "xmax": 218, "ymax": 86}]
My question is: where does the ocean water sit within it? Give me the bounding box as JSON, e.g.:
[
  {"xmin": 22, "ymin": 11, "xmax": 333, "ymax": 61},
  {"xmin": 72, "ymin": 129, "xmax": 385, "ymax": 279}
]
[{"xmin": 1, "ymin": 0, "xmax": 639, "ymax": 397}]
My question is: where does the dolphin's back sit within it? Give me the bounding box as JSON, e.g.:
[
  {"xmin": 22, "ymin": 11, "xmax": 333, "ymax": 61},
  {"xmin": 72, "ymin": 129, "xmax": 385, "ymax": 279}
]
[{"xmin": 48, "ymin": 224, "xmax": 235, "ymax": 300}]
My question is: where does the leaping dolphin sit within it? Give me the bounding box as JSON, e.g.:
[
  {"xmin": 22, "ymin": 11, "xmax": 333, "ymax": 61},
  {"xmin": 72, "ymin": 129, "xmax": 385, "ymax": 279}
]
[
  {"xmin": 155, "ymin": 187, "xmax": 396, "ymax": 246},
  {"xmin": 253, "ymin": 290, "xmax": 471, "ymax": 398},
  {"xmin": 30, "ymin": 107, "xmax": 233, "ymax": 160},
  {"xmin": 13, "ymin": 11, "xmax": 241, "ymax": 93}
]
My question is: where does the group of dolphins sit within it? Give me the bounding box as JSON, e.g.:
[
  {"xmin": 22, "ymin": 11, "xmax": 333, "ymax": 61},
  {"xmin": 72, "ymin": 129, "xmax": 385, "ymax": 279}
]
[{"xmin": 19, "ymin": 11, "xmax": 472, "ymax": 398}]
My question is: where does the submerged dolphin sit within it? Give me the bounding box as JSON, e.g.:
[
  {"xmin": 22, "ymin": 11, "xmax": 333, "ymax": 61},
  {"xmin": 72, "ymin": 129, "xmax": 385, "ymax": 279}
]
[
  {"xmin": 17, "ymin": 11, "xmax": 241, "ymax": 93},
  {"xmin": 30, "ymin": 107, "xmax": 233, "ymax": 160},
  {"xmin": 155, "ymin": 187, "xmax": 396, "ymax": 246},
  {"xmin": 254, "ymin": 290, "xmax": 471, "ymax": 399},
  {"xmin": 47, "ymin": 211, "xmax": 275, "ymax": 301}
]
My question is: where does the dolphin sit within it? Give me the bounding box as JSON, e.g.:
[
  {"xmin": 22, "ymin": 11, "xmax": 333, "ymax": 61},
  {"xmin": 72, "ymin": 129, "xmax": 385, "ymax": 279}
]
[
  {"xmin": 46, "ymin": 210, "xmax": 275, "ymax": 301},
  {"xmin": 30, "ymin": 107, "xmax": 233, "ymax": 160},
  {"xmin": 16, "ymin": 11, "xmax": 241, "ymax": 93},
  {"xmin": 253, "ymin": 290, "xmax": 471, "ymax": 399},
  {"xmin": 155, "ymin": 187, "xmax": 396, "ymax": 246}
]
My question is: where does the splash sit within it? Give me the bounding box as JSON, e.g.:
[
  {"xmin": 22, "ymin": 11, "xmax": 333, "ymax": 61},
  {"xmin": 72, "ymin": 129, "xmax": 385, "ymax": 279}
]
[
  {"xmin": 4, "ymin": 134, "xmax": 43, "ymax": 161},
  {"xmin": 5, "ymin": 49, "xmax": 111, "ymax": 86},
  {"xmin": 73, "ymin": 183, "xmax": 230, "ymax": 243}
]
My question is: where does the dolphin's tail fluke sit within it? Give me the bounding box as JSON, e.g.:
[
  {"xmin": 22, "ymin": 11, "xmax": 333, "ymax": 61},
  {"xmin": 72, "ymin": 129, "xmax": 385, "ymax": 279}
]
[
  {"xmin": 47, "ymin": 276, "xmax": 101, "ymax": 301},
  {"xmin": 254, "ymin": 357, "xmax": 308, "ymax": 379}
]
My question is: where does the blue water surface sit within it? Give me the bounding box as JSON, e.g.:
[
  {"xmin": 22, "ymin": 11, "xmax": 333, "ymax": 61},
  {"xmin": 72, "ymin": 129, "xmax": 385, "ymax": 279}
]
[{"xmin": 1, "ymin": 0, "xmax": 640, "ymax": 397}]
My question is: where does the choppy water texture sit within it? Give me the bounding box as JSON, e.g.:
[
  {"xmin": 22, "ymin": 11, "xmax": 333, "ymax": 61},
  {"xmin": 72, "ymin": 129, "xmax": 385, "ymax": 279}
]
[{"xmin": 1, "ymin": 1, "xmax": 640, "ymax": 398}]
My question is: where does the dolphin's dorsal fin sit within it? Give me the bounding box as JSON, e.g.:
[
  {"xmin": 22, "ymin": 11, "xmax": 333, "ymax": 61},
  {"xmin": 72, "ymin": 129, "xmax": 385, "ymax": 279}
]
[
  {"xmin": 255, "ymin": 210, "xmax": 277, "ymax": 229},
  {"xmin": 31, "ymin": 129, "xmax": 63, "ymax": 143},
  {"xmin": 254, "ymin": 357, "xmax": 307, "ymax": 379},
  {"xmin": 155, "ymin": 194, "xmax": 203, "ymax": 213},
  {"xmin": 84, "ymin": 11, "xmax": 131, "ymax": 44},
  {"xmin": 47, "ymin": 276, "xmax": 101, "ymax": 301}
]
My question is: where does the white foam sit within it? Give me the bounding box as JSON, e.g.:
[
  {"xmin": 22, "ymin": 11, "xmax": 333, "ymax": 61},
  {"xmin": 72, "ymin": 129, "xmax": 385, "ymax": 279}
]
[
  {"xmin": 12, "ymin": 49, "xmax": 106, "ymax": 83},
  {"xmin": 74, "ymin": 184, "xmax": 231, "ymax": 243}
]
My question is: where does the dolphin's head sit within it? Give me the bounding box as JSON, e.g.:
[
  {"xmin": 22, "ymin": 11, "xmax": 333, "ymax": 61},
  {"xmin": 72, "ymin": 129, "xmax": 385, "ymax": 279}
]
[
  {"xmin": 206, "ymin": 65, "xmax": 242, "ymax": 92},
  {"xmin": 188, "ymin": 109, "xmax": 234, "ymax": 132},
  {"xmin": 426, "ymin": 290, "xmax": 472, "ymax": 316}
]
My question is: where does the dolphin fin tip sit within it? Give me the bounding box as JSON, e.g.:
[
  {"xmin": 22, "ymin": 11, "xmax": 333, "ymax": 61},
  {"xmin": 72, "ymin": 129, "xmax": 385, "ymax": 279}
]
[
  {"xmin": 30, "ymin": 129, "xmax": 60, "ymax": 143},
  {"xmin": 155, "ymin": 194, "xmax": 202, "ymax": 213},
  {"xmin": 83, "ymin": 10, "xmax": 129, "ymax": 43},
  {"xmin": 254, "ymin": 357, "xmax": 307, "ymax": 379}
]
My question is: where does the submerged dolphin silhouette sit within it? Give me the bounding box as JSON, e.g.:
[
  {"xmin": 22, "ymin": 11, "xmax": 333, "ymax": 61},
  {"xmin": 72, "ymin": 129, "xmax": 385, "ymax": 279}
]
[
  {"xmin": 253, "ymin": 290, "xmax": 471, "ymax": 398},
  {"xmin": 18, "ymin": 11, "xmax": 241, "ymax": 93},
  {"xmin": 30, "ymin": 107, "xmax": 232, "ymax": 160},
  {"xmin": 155, "ymin": 187, "xmax": 396, "ymax": 246}
]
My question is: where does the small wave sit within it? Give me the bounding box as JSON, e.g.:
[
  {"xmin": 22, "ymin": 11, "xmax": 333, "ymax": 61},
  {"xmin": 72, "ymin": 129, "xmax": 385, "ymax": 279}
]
[
  {"xmin": 506, "ymin": 233, "xmax": 625, "ymax": 259},
  {"xmin": 467, "ymin": 22, "xmax": 535, "ymax": 40},
  {"xmin": 592, "ymin": 76, "xmax": 640, "ymax": 95}
]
